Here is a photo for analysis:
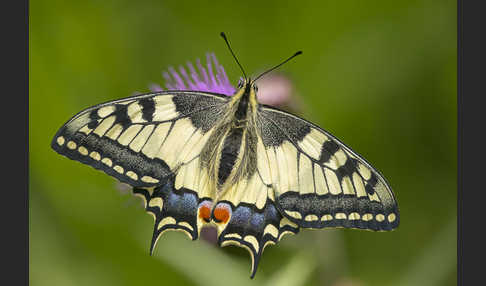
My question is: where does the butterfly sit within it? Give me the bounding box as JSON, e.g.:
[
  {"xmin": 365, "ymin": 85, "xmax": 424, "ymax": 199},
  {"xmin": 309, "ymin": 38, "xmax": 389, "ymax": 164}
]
[{"xmin": 51, "ymin": 33, "xmax": 399, "ymax": 278}]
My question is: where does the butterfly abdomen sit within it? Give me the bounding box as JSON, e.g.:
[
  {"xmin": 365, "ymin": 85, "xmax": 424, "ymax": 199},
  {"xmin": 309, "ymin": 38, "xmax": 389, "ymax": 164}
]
[
  {"xmin": 215, "ymin": 126, "xmax": 259, "ymax": 188},
  {"xmin": 218, "ymin": 128, "xmax": 244, "ymax": 186}
]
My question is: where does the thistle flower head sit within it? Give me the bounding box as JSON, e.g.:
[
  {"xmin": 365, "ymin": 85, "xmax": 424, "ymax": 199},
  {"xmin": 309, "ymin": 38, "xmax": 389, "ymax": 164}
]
[
  {"xmin": 151, "ymin": 53, "xmax": 236, "ymax": 96},
  {"xmin": 150, "ymin": 53, "xmax": 294, "ymax": 108}
]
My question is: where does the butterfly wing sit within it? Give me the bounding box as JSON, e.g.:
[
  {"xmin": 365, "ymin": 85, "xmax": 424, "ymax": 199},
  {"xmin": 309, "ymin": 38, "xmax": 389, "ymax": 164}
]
[
  {"xmin": 51, "ymin": 91, "xmax": 229, "ymax": 242},
  {"xmin": 214, "ymin": 167, "xmax": 300, "ymax": 278},
  {"xmin": 133, "ymin": 179, "xmax": 213, "ymax": 254},
  {"xmin": 256, "ymin": 105, "xmax": 399, "ymax": 231}
]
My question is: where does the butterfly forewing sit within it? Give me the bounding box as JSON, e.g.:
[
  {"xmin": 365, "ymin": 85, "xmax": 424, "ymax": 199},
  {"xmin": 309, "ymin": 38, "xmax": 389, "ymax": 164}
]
[
  {"xmin": 51, "ymin": 91, "xmax": 226, "ymax": 186},
  {"xmin": 256, "ymin": 106, "xmax": 399, "ymax": 231}
]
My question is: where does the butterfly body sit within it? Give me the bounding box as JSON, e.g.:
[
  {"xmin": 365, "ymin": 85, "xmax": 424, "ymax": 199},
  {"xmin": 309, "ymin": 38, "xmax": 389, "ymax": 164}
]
[
  {"xmin": 52, "ymin": 79, "xmax": 399, "ymax": 278},
  {"xmin": 201, "ymin": 80, "xmax": 258, "ymax": 193}
]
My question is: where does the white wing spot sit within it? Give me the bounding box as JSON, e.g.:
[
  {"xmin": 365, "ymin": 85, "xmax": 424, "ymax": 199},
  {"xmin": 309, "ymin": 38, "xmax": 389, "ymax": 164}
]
[
  {"xmin": 101, "ymin": 158, "xmax": 112, "ymax": 167},
  {"xmin": 56, "ymin": 136, "xmax": 65, "ymax": 146},
  {"xmin": 263, "ymin": 224, "xmax": 279, "ymax": 238},
  {"xmin": 388, "ymin": 213, "xmax": 397, "ymax": 223},
  {"xmin": 126, "ymin": 171, "xmax": 138, "ymax": 181},
  {"xmin": 113, "ymin": 165, "xmax": 124, "ymax": 174},
  {"xmin": 67, "ymin": 141, "xmax": 77, "ymax": 150},
  {"xmin": 321, "ymin": 214, "xmax": 333, "ymax": 221},
  {"xmin": 376, "ymin": 214, "xmax": 385, "ymax": 222},
  {"xmin": 348, "ymin": 212, "xmax": 360, "ymax": 220},
  {"xmin": 141, "ymin": 176, "xmax": 159, "ymax": 184},
  {"xmin": 362, "ymin": 213, "xmax": 373, "ymax": 221},
  {"xmin": 89, "ymin": 151, "xmax": 101, "ymax": 161},
  {"xmin": 304, "ymin": 214, "xmax": 319, "ymax": 222},
  {"xmin": 335, "ymin": 213, "xmax": 347, "ymax": 220},
  {"xmin": 78, "ymin": 146, "xmax": 88, "ymax": 156}
]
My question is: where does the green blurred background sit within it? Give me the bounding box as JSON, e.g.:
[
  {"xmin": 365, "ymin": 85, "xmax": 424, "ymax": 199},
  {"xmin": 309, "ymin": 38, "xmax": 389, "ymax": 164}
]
[{"xmin": 30, "ymin": 0, "xmax": 456, "ymax": 285}]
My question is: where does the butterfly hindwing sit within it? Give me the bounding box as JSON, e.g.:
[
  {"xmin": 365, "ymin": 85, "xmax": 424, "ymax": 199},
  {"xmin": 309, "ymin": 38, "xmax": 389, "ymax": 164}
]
[
  {"xmin": 256, "ymin": 106, "xmax": 399, "ymax": 231},
  {"xmin": 133, "ymin": 177, "xmax": 214, "ymax": 254},
  {"xmin": 214, "ymin": 172, "xmax": 300, "ymax": 278},
  {"xmin": 216, "ymin": 200, "xmax": 299, "ymax": 278}
]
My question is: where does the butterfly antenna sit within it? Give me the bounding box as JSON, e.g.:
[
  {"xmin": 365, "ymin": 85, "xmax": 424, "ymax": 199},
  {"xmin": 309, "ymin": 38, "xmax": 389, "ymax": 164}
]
[
  {"xmin": 252, "ymin": 51, "xmax": 302, "ymax": 83},
  {"xmin": 220, "ymin": 32, "xmax": 247, "ymax": 79}
]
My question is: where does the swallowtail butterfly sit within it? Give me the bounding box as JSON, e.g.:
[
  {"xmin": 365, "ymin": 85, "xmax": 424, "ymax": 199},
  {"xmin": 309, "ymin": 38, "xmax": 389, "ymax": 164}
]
[{"xmin": 51, "ymin": 33, "xmax": 399, "ymax": 278}]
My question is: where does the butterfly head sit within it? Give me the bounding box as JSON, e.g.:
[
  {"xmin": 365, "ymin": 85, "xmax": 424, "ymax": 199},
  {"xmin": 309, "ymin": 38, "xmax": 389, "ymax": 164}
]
[
  {"xmin": 232, "ymin": 77, "xmax": 259, "ymax": 109},
  {"xmin": 237, "ymin": 78, "xmax": 258, "ymax": 93}
]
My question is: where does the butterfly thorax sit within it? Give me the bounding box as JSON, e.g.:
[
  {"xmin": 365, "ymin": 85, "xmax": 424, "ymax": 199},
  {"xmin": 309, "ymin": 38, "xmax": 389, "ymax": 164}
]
[{"xmin": 200, "ymin": 82, "xmax": 259, "ymax": 197}]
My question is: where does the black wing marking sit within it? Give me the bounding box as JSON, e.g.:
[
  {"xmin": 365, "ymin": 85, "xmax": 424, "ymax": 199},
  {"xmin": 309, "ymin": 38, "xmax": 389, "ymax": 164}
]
[
  {"xmin": 51, "ymin": 91, "xmax": 228, "ymax": 188},
  {"xmin": 134, "ymin": 174, "xmax": 300, "ymax": 278},
  {"xmin": 133, "ymin": 176, "xmax": 214, "ymax": 254},
  {"xmin": 209, "ymin": 171, "xmax": 299, "ymax": 278},
  {"xmin": 215, "ymin": 200, "xmax": 299, "ymax": 278},
  {"xmin": 256, "ymin": 105, "xmax": 399, "ymax": 231}
]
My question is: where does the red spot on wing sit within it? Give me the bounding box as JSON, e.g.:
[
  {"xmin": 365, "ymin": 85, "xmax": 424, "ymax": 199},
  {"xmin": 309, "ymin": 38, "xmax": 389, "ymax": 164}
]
[
  {"xmin": 213, "ymin": 203, "xmax": 231, "ymax": 224},
  {"xmin": 198, "ymin": 202, "xmax": 212, "ymax": 222}
]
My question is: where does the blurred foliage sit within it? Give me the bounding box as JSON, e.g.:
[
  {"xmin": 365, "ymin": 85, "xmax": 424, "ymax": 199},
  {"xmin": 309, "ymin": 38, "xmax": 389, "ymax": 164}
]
[{"xmin": 30, "ymin": 0, "xmax": 456, "ymax": 285}]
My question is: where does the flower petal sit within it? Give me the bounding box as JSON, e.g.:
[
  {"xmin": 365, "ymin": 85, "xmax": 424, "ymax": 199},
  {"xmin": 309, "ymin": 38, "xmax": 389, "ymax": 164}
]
[{"xmin": 152, "ymin": 53, "xmax": 236, "ymax": 96}]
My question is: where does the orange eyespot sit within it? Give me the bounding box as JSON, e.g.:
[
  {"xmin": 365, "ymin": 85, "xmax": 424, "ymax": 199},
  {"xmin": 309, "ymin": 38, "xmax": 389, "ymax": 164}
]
[
  {"xmin": 213, "ymin": 203, "xmax": 231, "ymax": 224},
  {"xmin": 198, "ymin": 202, "xmax": 212, "ymax": 223}
]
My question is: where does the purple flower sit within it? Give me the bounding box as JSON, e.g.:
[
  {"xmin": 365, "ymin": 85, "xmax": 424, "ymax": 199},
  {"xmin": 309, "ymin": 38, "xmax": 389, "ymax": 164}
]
[
  {"xmin": 149, "ymin": 53, "xmax": 295, "ymax": 108},
  {"xmin": 151, "ymin": 53, "xmax": 236, "ymax": 96}
]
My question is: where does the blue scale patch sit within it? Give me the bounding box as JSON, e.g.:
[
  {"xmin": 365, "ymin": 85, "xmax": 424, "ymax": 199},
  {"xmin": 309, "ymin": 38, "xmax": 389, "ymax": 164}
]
[{"xmin": 217, "ymin": 199, "xmax": 300, "ymax": 278}]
